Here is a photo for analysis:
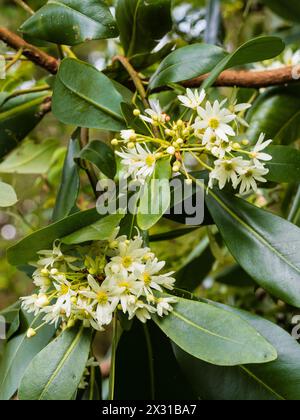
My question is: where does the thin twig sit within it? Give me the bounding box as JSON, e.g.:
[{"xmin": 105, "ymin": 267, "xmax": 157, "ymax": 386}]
[
  {"xmin": 13, "ymin": 0, "xmax": 35, "ymax": 15},
  {"xmin": 80, "ymin": 128, "xmax": 99, "ymax": 197}
]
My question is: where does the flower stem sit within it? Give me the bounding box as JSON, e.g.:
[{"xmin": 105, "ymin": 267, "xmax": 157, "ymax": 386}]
[
  {"xmin": 13, "ymin": 0, "xmax": 34, "ymax": 15},
  {"xmin": 108, "ymin": 312, "xmax": 118, "ymax": 401}
]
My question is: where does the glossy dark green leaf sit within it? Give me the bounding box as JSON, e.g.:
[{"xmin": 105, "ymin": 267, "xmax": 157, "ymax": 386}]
[
  {"xmin": 175, "ymin": 239, "xmax": 215, "ymax": 291},
  {"xmin": 202, "ymin": 36, "xmax": 285, "ymax": 89},
  {"xmin": 215, "ymin": 264, "xmax": 256, "ymax": 288},
  {"xmin": 0, "ymin": 311, "xmax": 55, "ymax": 400},
  {"xmin": 115, "ymin": 320, "xmax": 195, "ymax": 399},
  {"xmin": 149, "ymin": 44, "xmax": 227, "ymax": 89},
  {"xmin": 52, "ymin": 129, "xmax": 81, "ymax": 222},
  {"xmin": 247, "ymin": 88, "xmax": 300, "ymax": 145},
  {"xmin": 261, "ymin": 0, "xmax": 300, "ymax": 23},
  {"xmin": 52, "ymin": 58, "xmax": 126, "ymax": 131},
  {"xmin": 154, "ymin": 294, "xmax": 277, "ymax": 366},
  {"xmin": 75, "ymin": 140, "xmax": 116, "ymax": 179},
  {"xmin": 19, "ymin": 326, "xmax": 92, "ymax": 400},
  {"xmin": 0, "ymin": 92, "xmax": 46, "ymax": 158},
  {"xmin": 62, "ymin": 213, "xmax": 124, "ymax": 245},
  {"xmin": 266, "ymin": 145, "xmax": 300, "ymax": 183},
  {"xmin": 7, "ymin": 208, "xmax": 104, "ymax": 266},
  {"xmin": 20, "ymin": 0, "xmax": 118, "ymax": 46},
  {"xmin": 288, "ymin": 185, "xmax": 300, "ymax": 226},
  {"xmin": 116, "ymin": 0, "xmax": 172, "ymax": 57},
  {"xmin": 206, "ymin": 188, "xmax": 300, "ymax": 307},
  {"xmin": 137, "ymin": 158, "xmax": 171, "ymax": 230},
  {"xmin": 149, "ymin": 227, "xmax": 198, "ymax": 242},
  {"xmin": 175, "ymin": 300, "xmax": 300, "ymax": 400}
]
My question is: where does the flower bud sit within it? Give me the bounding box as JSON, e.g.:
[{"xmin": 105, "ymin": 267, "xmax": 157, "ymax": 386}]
[
  {"xmin": 176, "ymin": 138, "xmax": 184, "ymax": 145},
  {"xmin": 41, "ymin": 268, "xmax": 49, "ymax": 276},
  {"xmin": 67, "ymin": 319, "xmax": 76, "ymax": 328},
  {"xmin": 166, "ymin": 146, "xmax": 176, "ymax": 155},
  {"xmin": 242, "ymin": 139, "xmax": 249, "ymax": 146},
  {"xmin": 133, "ymin": 109, "xmax": 141, "ymax": 117},
  {"xmin": 27, "ymin": 328, "xmax": 37, "ymax": 338},
  {"xmin": 50, "ymin": 268, "xmax": 58, "ymax": 276},
  {"xmin": 111, "ymin": 139, "xmax": 119, "ymax": 146},
  {"xmin": 128, "ymin": 142, "xmax": 135, "ymax": 149},
  {"xmin": 36, "ymin": 294, "xmax": 49, "ymax": 308}
]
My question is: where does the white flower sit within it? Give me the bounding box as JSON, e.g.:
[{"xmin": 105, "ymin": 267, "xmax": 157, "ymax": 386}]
[
  {"xmin": 283, "ymin": 48, "xmax": 300, "ymax": 66},
  {"xmin": 140, "ymin": 99, "xmax": 167, "ymax": 124},
  {"xmin": 120, "ymin": 129, "xmax": 136, "ymax": 143},
  {"xmin": 250, "ymin": 134, "xmax": 272, "ymax": 166},
  {"xmin": 156, "ymin": 297, "xmax": 178, "ymax": 317},
  {"xmin": 105, "ymin": 235, "xmax": 149, "ymax": 276},
  {"xmin": 229, "ymin": 101, "xmax": 252, "ymax": 127},
  {"xmin": 80, "ymin": 275, "xmax": 118, "ymax": 326},
  {"xmin": 128, "ymin": 299, "xmax": 156, "ymax": 323},
  {"xmin": 32, "ymin": 268, "xmax": 51, "ymax": 292},
  {"xmin": 236, "ymin": 165, "xmax": 269, "ymax": 195},
  {"xmin": 194, "ymin": 100, "xmax": 236, "ymax": 142},
  {"xmin": 134, "ymin": 258, "xmax": 175, "ymax": 294},
  {"xmin": 53, "ymin": 281, "xmax": 76, "ymax": 318},
  {"xmin": 178, "ymin": 88, "xmax": 206, "ymax": 110},
  {"xmin": 116, "ymin": 143, "xmax": 157, "ymax": 182},
  {"xmin": 209, "ymin": 157, "xmax": 247, "ymax": 190},
  {"xmin": 21, "ymin": 294, "xmax": 40, "ymax": 315}
]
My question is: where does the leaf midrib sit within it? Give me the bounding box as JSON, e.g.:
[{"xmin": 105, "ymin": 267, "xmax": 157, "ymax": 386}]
[
  {"xmin": 172, "ymin": 310, "xmax": 242, "ymax": 345},
  {"xmin": 0, "ymin": 97, "xmax": 45, "ymax": 122},
  {"xmin": 38, "ymin": 327, "xmax": 84, "ymax": 400},
  {"xmin": 0, "ymin": 141, "xmax": 57, "ymax": 173},
  {"xmin": 48, "ymin": 0, "xmax": 108, "ymax": 29},
  {"xmin": 208, "ymin": 188, "xmax": 300, "ymax": 276},
  {"xmin": 58, "ymin": 75, "xmax": 124, "ymax": 122}
]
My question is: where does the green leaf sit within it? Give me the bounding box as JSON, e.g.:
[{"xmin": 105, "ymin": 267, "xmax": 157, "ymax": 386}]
[
  {"xmin": 0, "ymin": 139, "xmax": 59, "ymax": 174},
  {"xmin": 247, "ymin": 87, "xmax": 300, "ymax": 145},
  {"xmin": 261, "ymin": 0, "xmax": 300, "ymax": 23},
  {"xmin": 215, "ymin": 264, "xmax": 256, "ymax": 288},
  {"xmin": 154, "ymin": 294, "xmax": 277, "ymax": 366},
  {"xmin": 137, "ymin": 158, "xmax": 171, "ymax": 230},
  {"xmin": 115, "ymin": 320, "xmax": 195, "ymax": 399},
  {"xmin": 20, "ymin": 0, "xmax": 118, "ymax": 46},
  {"xmin": 202, "ymin": 36, "xmax": 285, "ymax": 89},
  {"xmin": 18, "ymin": 326, "xmax": 92, "ymax": 400},
  {"xmin": 52, "ymin": 129, "xmax": 81, "ymax": 222},
  {"xmin": 121, "ymin": 102, "xmax": 149, "ymax": 136},
  {"xmin": 174, "ymin": 300, "xmax": 300, "ymax": 400},
  {"xmin": 7, "ymin": 208, "xmax": 105, "ymax": 266},
  {"xmin": 266, "ymin": 145, "xmax": 300, "ymax": 183},
  {"xmin": 0, "ymin": 302, "xmax": 21, "ymax": 340},
  {"xmin": 0, "ymin": 92, "xmax": 46, "ymax": 158},
  {"xmin": 0, "ymin": 312, "xmax": 55, "ymax": 400},
  {"xmin": 52, "ymin": 58, "xmax": 126, "ymax": 131},
  {"xmin": 0, "ymin": 182, "xmax": 17, "ymax": 207},
  {"xmin": 149, "ymin": 44, "xmax": 227, "ymax": 90},
  {"xmin": 75, "ymin": 140, "xmax": 116, "ymax": 179},
  {"xmin": 288, "ymin": 185, "xmax": 300, "ymax": 226},
  {"xmin": 149, "ymin": 227, "xmax": 198, "ymax": 242},
  {"xmin": 62, "ymin": 213, "xmax": 125, "ymax": 245},
  {"xmin": 205, "ymin": 187, "xmax": 300, "ymax": 307},
  {"xmin": 175, "ymin": 239, "xmax": 215, "ymax": 291},
  {"xmin": 116, "ymin": 0, "xmax": 172, "ymax": 57}
]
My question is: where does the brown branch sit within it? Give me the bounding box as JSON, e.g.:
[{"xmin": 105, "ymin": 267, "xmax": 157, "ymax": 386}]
[
  {"xmin": 0, "ymin": 27, "xmax": 59, "ymax": 74},
  {"xmin": 182, "ymin": 66, "xmax": 300, "ymax": 89}
]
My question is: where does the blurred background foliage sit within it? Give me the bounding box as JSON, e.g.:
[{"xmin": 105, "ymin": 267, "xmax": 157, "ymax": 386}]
[{"xmin": 0, "ymin": 0, "xmax": 299, "ymax": 332}]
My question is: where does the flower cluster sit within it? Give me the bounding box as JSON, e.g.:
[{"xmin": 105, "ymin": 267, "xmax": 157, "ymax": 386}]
[
  {"xmin": 21, "ymin": 234, "xmax": 177, "ymax": 337},
  {"xmin": 112, "ymin": 88, "xmax": 272, "ymax": 195},
  {"xmin": 254, "ymin": 48, "xmax": 300, "ymax": 70}
]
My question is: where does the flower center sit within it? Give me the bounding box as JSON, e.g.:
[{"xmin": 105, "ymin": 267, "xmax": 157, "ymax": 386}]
[
  {"xmin": 97, "ymin": 291, "xmax": 108, "ymax": 305},
  {"xmin": 122, "ymin": 256, "xmax": 133, "ymax": 268},
  {"xmin": 245, "ymin": 170, "xmax": 254, "ymax": 178},
  {"xmin": 143, "ymin": 272, "xmax": 152, "ymax": 286},
  {"xmin": 224, "ymin": 163, "xmax": 233, "ymax": 171},
  {"xmin": 209, "ymin": 118, "xmax": 220, "ymax": 129},
  {"xmin": 145, "ymin": 155, "xmax": 156, "ymax": 167},
  {"xmin": 60, "ymin": 284, "xmax": 70, "ymax": 295}
]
